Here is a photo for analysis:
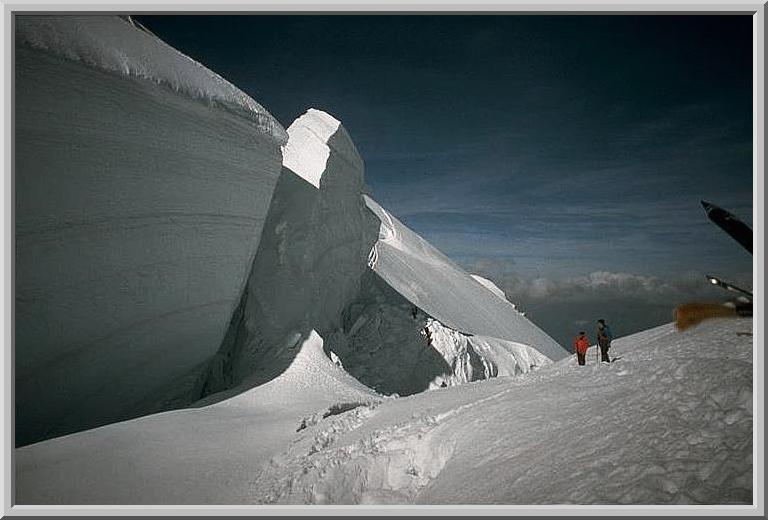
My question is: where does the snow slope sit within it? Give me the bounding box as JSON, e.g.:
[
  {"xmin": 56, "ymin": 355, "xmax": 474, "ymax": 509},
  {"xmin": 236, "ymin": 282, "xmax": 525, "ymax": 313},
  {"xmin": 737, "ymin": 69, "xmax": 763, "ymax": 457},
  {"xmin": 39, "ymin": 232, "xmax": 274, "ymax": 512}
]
[
  {"xmin": 15, "ymin": 15, "xmax": 286, "ymax": 446},
  {"xmin": 16, "ymin": 318, "xmax": 753, "ymax": 505},
  {"xmin": 16, "ymin": 330, "xmax": 379, "ymax": 504},
  {"xmin": 364, "ymin": 196, "xmax": 566, "ymax": 362}
]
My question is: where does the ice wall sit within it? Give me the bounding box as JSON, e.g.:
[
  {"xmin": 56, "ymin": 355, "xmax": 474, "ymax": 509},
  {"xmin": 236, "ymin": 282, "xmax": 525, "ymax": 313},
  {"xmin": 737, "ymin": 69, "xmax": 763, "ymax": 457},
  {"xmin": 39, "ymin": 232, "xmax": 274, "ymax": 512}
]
[
  {"xmin": 15, "ymin": 16, "xmax": 286, "ymax": 446},
  {"xmin": 199, "ymin": 109, "xmax": 381, "ymax": 397},
  {"xmin": 15, "ymin": 16, "xmax": 284, "ymax": 140},
  {"xmin": 15, "ymin": 17, "xmax": 566, "ymax": 446}
]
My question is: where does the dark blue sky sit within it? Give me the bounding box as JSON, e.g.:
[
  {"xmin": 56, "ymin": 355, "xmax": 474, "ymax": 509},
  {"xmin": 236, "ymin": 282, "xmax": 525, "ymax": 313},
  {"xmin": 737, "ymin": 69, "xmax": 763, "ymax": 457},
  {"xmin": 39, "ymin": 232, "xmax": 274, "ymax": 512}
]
[{"xmin": 137, "ymin": 15, "xmax": 753, "ymax": 346}]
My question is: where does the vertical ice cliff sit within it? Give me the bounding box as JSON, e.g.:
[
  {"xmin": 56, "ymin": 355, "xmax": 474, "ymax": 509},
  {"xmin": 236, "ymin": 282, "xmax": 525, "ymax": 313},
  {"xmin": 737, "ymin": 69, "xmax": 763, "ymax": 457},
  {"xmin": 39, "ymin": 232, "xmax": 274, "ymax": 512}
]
[
  {"xmin": 199, "ymin": 109, "xmax": 381, "ymax": 397},
  {"xmin": 15, "ymin": 16, "xmax": 287, "ymax": 446}
]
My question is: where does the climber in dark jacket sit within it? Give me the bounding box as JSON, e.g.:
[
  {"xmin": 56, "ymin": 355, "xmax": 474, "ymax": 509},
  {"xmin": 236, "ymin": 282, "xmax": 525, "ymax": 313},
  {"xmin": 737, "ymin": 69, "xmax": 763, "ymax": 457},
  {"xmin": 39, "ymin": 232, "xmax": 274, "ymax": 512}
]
[{"xmin": 596, "ymin": 319, "xmax": 613, "ymax": 362}]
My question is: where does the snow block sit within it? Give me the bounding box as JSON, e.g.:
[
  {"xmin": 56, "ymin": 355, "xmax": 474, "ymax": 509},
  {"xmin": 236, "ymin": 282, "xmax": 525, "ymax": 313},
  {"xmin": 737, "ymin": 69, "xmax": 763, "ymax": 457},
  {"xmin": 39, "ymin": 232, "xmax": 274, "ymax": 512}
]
[
  {"xmin": 15, "ymin": 15, "xmax": 286, "ymax": 142},
  {"xmin": 198, "ymin": 109, "xmax": 380, "ymax": 397},
  {"xmin": 15, "ymin": 16, "xmax": 286, "ymax": 446},
  {"xmin": 281, "ymin": 109, "xmax": 363, "ymax": 189}
]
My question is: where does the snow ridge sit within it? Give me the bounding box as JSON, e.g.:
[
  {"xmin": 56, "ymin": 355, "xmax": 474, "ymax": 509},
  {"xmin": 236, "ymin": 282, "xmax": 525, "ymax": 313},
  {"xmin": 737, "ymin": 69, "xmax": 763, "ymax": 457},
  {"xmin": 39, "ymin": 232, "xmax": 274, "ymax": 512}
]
[
  {"xmin": 362, "ymin": 195, "xmax": 567, "ymax": 362},
  {"xmin": 470, "ymin": 274, "xmax": 511, "ymax": 303}
]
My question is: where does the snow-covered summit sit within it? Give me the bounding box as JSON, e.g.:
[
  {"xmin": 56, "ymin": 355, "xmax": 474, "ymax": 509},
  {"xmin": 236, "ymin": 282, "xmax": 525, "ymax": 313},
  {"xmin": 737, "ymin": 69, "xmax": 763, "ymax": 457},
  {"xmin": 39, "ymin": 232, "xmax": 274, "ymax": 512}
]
[{"xmin": 15, "ymin": 15, "xmax": 569, "ymax": 448}]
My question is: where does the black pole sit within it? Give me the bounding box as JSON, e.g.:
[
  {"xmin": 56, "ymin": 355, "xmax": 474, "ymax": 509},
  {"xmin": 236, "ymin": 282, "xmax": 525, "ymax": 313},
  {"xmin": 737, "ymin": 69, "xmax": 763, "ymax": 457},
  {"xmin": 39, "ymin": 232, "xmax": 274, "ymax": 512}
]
[{"xmin": 701, "ymin": 200, "xmax": 753, "ymax": 255}]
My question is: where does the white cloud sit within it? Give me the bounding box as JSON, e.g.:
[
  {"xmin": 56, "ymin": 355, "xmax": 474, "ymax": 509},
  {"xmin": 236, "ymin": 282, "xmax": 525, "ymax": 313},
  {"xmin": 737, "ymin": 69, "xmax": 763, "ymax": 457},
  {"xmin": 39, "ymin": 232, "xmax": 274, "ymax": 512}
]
[{"xmin": 469, "ymin": 268, "xmax": 716, "ymax": 303}]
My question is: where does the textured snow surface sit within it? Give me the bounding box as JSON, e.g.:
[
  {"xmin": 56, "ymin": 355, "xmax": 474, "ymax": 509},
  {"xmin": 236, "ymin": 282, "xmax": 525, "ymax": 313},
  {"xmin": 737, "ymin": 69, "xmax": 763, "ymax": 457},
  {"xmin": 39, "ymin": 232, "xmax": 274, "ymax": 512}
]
[
  {"xmin": 425, "ymin": 319, "xmax": 549, "ymax": 387},
  {"xmin": 364, "ymin": 196, "xmax": 567, "ymax": 362},
  {"xmin": 15, "ymin": 17, "xmax": 285, "ymax": 446},
  {"xmin": 15, "ymin": 15, "xmax": 286, "ymax": 143},
  {"xmin": 17, "ymin": 318, "xmax": 752, "ymax": 505}
]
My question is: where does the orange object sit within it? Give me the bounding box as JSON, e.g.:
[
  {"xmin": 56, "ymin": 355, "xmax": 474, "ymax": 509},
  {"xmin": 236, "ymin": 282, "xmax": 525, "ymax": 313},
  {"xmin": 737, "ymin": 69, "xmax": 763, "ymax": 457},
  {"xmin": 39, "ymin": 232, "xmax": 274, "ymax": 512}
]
[
  {"xmin": 572, "ymin": 335, "xmax": 589, "ymax": 355},
  {"xmin": 673, "ymin": 302, "xmax": 738, "ymax": 331}
]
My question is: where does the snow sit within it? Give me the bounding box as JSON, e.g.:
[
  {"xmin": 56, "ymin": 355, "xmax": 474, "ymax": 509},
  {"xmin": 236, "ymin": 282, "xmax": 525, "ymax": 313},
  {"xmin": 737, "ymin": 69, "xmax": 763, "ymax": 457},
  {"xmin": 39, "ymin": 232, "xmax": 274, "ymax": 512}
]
[
  {"xmin": 364, "ymin": 196, "xmax": 567, "ymax": 362},
  {"xmin": 15, "ymin": 16, "xmax": 286, "ymax": 446},
  {"xmin": 470, "ymin": 273, "xmax": 510, "ymax": 303},
  {"xmin": 194, "ymin": 106, "xmax": 550, "ymax": 403},
  {"xmin": 197, "ymin": 109, "xmax": 380, "ymax": 398},
  {"xmin": 15, "ymin": 15, "xmax": 286, "ymax": 142},
  {"xmin": 16, "ymin": 318, "xmax": 753, "ymax": 505},
  {"xmin": 326, "ymin": 271, "xmax": 548, "ymax": 397},
  {"xmin": 281, "ymin": 108, "xmax": 362, "ymax": 189},
  {"xmin": 13, "ymin": 15, "xmax": 753, "ymax": 509}
]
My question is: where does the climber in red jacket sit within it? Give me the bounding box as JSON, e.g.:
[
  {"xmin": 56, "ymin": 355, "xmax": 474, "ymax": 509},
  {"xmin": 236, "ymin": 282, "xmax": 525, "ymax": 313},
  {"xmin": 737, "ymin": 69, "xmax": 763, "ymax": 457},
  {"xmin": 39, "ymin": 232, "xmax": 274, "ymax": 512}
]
[{"xmin": 572, "ymin": 331, "xmax": 589, "ymax": 366}]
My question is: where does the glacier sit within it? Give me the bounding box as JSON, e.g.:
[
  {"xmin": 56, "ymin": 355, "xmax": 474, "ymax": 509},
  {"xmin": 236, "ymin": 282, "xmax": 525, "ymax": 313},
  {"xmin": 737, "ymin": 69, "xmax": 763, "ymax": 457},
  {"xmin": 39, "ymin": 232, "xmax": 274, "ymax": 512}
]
[
  {"xmin": 15, "ymin": 15, "xmax": 286, "ymax": 446},
  {"xmin": 196, "ymin": 108, "xmax": 381, "ymax": 400},
  {"xmin": 14, "ymin": 15, "xmax": 568, "ymax": 449},
  {"xmin": 13, "ymin": 15, "xmax": 752, "ymax": 508},
  {"xmin": 15, "ymin": 15, "xmax": 284, "ymax": 139},
  {"xmin": 192, "ymin": 108, "xmax": 566, "ymax": 402}
]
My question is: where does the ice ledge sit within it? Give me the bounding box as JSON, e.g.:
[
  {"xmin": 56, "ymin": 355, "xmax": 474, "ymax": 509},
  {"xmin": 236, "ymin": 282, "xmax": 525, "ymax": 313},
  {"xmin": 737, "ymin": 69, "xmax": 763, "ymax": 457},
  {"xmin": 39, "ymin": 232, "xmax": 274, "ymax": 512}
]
[{"xmin": 16, "ymin": 15, "xmax": 287, "ymax": 145}]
